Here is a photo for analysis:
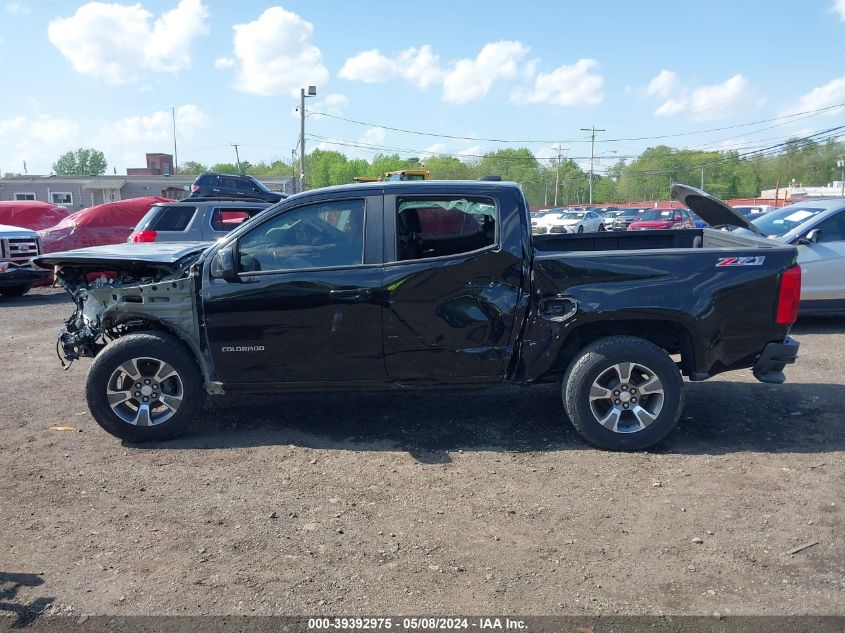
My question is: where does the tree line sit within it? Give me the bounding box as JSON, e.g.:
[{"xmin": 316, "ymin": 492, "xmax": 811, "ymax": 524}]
[{"xmin": 8, "ymin": 138, "xmax": 842, "ymax": 208}]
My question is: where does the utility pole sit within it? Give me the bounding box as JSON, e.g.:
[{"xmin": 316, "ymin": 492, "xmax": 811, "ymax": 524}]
[
  {"xmin": 171, "ymin": 106, "xmax": 178, "ymax": 174},
  {"xmin": 700, "ymin": 166, "xmax": 704, "ymax": 190},
  {"xmin": 291, "ymin": 148, "xmax": 297, "ymax": 191},
  {"xmin": 580, "ymin": 125, "xmax": 605, "ymax": 205},
  {"xmin": 231, "ymin": 144, "xmax": 241, "ymax": 173},
  {"xmin": 838, "ymin": 156, "xmax": 845, "ymax": 197},
  {"xmin": 552, "ymin": 145, "xmax": 568, "ymax": 207}
]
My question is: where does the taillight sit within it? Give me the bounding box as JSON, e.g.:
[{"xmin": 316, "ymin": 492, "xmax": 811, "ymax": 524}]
[
  {"xmin": 775, "ymin": 265, "xmax": 801, "ymax": 325},
  {"xmin": 129, "ymin": 230, "xmax": 157, "ymax": 243},
  {"xmin": 191, "ymin": 184, "xmax": 199, "ymax": 192}
]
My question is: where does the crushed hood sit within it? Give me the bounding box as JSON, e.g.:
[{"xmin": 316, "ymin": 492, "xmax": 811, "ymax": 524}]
[
  {"xmin": 33, "ymin": 242, "xmax": 210, "ymax": 271},
  {"xmin": 671, "ymin": 183, "xmax": 767, "ymax": 236}
]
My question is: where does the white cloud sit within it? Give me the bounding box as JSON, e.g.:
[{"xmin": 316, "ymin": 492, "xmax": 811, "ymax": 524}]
[
  {"xmin": 647, "ymin": 72, "xmax": 753, "ymax": 121},
  {"xmin": 214, "ymin": 57, "xmax": 235, "ymax": 70},
  {"xmin": 339, "ymin": 49, "xmax": 397, "ymax": 83},
  {"xmin": 780, "ymin": 75, "xmax": 845, "ymax": 117},
  {"xmin": 47, "ymin": 0, "xmax": 208, "ymax": 85},
  {"xmin": 339, "ymin": 45, "xmax": 442, "ymax": 89},
  {"xmin": 442, "ymin": 41, "xmax": 529, "ymax": 104},
  {"xmin": 646, "ymin": 69, "xmax": 679, "ymax": 99},
  {"xmin": 316, "ymin": 126, "xmax": 386, "ymax": 159},
  {"xmin": 396, "ymin": 45, "xmax": 442, "ymax": 89},
  {"xmin": 229, "ymin": 7, "xmax": 328, "ymax": 97},
  {"xmin": 833, "ymin": 0, "xmax": 845, "ymax": 20},
  {"xmin": 296, "ymin": 92, "xmax": 348, "ymax": 120},
  {"xmin": 0, "ymin": 115, "xmax": 80, "ymax": 174},
  {"xmin": 4, "ymin": 2, "xmax": 30, "ymax": 14},
  {"xmin": 359, "ymin": 126, "xmax": 386, "ymax": 147},
  {"xmin": 511, "ymin": 58, "xmax": 604, "ymax": 106},
  {"xmin": 102, "ymin": 104, "xmax": 208, "ymax": 144}
]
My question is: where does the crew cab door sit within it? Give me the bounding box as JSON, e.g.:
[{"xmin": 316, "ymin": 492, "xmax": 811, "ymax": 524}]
[
  {"xmin": 382, "ymin": 191, "xmax": 525, "ymax": 383},
  {"xmin": 202, "ymin": 194, "xmax": 385, "ymax": 385}
]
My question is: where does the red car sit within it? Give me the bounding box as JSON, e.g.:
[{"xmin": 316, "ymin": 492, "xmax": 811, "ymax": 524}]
[{"xmin": 628, "ymin": 208, "xmax": 695, "ymax": 231}]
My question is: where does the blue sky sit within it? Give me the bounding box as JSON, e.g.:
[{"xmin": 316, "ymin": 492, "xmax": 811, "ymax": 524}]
[{"xmin": 1, "ymin": 0, "xmax": 844, "ymax": 175}]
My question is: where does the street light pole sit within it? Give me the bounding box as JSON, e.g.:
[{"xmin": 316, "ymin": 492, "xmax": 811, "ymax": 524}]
[
  {"xmin": 838, "ymin": 156, "xmax": 845, "ymax": 197},
  {"xmin": 299, "ymin": 85, "xmax": 317, "ymax": 191}
]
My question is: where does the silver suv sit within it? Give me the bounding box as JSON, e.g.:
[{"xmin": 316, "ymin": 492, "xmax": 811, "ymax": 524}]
[{"xmin": 128, "ymin": 198, "xmax": 273, "ymax": 243}]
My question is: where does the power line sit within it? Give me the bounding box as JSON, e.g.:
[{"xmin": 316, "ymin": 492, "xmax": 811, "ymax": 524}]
[{"xmin": 305, "ymin": 102, "xmax": 845, "ymax": 145}]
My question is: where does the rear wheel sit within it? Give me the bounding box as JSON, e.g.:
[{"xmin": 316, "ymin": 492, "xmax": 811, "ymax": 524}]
[
  {"xmin": 0, "ymin": 284, "xmax": 31, "ymax": 297},
  {"xmin": 86, "ymin": 332, "xmax": 204, "ymax": 442},
  {"xmin": 562, "ymin": 336, "xmax": 684, "ymax": 450}
]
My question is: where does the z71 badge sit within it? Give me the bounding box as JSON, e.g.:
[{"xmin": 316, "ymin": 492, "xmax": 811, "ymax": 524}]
[{"xmin": 716, "ymin": 256, "xmax": 766, "ymax": 267}]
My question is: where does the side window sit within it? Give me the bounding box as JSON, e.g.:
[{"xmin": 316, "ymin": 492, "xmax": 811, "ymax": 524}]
[
  {"xmin": 238, "ymin": 199, "xmax": 365, "ymax": 273},
  {"xmin": 396, "ymin": 196, "xmax": 497, "ymax": 261},
  {"xmin": 237, "ymin": 179, "xmax": 257, "ymax": 192},
  {"xmin": 211, "ymin": 207, "xmax": 261, "ymax": 232},
  {"xmin": 814, "ymin": 211, "xmax": 845, "ymax": 243},
  {"xmin": 150, "ymin": 206, "xmax": 196, "ymax": 231},
  {"xmin": 219, "ymin": 177, "xmax": 238, "ymax": 190}
]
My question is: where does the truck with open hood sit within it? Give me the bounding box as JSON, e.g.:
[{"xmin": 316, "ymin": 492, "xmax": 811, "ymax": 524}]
[{"xmin": 35, "ymin": 182, "xmax": 801, "ymax": 450}]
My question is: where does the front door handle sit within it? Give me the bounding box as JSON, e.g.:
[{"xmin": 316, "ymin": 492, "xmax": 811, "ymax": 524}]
[{"xmin": 329, "ymin": 288, "xmax": 373, "ymax": 301}]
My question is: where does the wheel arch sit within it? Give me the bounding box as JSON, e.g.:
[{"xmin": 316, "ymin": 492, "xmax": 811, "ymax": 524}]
[
  {"xmin": 542, "ymin": 317, "xmax": 698, "ymax": 381},
  {"xmin": 105, "ymin": 315, "xmax": 215, "ymax": 386}
]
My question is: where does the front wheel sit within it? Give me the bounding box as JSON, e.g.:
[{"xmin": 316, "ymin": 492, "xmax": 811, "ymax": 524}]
[
  {"xmin": 562, "ymin": 336, "xmax": 684, "ymax": 450},
  {"xmin": 0, "ymin": 284, "xmax": 32, "ymax": 297},
  {"xmin": 577, "ymin": 225, "xmax": 584, "ymax": 233},
  {"xmin": 86, "ymin": 332, "xmax": 205, "ymax": 442},
  {"xmin": 598, "ymin": 223, "xmax": 607, "ymax": 232}
]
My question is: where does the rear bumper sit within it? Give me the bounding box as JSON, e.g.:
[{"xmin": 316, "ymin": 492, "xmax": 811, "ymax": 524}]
[
  {"xmin": 0, "ymin": 266, "xmax": 51, "ymax": 288},
  {"xmin": 753, "ymin": 336, "xmax": 800, "ymax": 384}
]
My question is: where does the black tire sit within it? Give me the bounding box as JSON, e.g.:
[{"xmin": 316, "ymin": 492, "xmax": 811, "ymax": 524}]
[
  {"xmin": 577, "ymin": 225, "xmax": 584, "ymax": 233},
  {"xmin": 0, "ymin": 284, "xmax": 31, "ymax": 297},
  {"xmin": 85, "ymin": 332, "xmax": 204, "ymax": 442},
  {"xmin": 598, "ymin": 223, "xmax": 606, "ymax": 232},
  {"xmin": 562, "ymin": 336, "xmax": 684, "ymax": 450}
]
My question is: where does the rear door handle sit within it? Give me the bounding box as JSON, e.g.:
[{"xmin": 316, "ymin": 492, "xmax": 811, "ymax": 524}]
[{"xmin": 329, "ymin": 288, "xmax": 373, "ymax": 301}]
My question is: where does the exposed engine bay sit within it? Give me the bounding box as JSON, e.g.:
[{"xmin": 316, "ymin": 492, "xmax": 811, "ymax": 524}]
[{"xmin": 55, "ymin": 254, "xmax": 203, "ymax": 367}]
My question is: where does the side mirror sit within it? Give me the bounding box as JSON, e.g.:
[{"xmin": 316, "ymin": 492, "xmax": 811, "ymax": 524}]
[
  {"xmin": 210, "ymin": 245, "xmax": 238, "ymax": 281},
  {"xmin": 797, "ymin": 229, "xmax": 821, "ymax": 245}
]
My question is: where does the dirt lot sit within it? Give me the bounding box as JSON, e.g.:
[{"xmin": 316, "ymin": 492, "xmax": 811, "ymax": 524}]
[{"xmin": 1, "ymin": 287, "xmax": 843, "ymax": 619}]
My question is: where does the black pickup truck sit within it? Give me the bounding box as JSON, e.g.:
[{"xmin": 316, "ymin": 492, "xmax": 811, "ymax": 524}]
[{"xmin": 35, "ymin": 182, "xmax": 801, "ymax": 450}]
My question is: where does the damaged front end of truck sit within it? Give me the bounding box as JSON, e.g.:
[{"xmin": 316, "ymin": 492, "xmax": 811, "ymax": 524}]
[{"xmin": 34, "ymin": 243, "xmax": 211, "ymax": 376}]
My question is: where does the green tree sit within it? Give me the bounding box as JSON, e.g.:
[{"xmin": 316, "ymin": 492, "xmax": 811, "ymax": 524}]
[
  {"xmin": 53, "ymin": 148, "xmax": 108, "ymax": 175},
  {"xmin": 176, "ymin": 160, "xmax": 208, "ymax": 175}
]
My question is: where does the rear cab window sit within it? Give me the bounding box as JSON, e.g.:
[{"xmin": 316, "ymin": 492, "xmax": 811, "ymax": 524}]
[{"xmin": 395, "ymin": 196, "xmax": 497, "ymax": 261}]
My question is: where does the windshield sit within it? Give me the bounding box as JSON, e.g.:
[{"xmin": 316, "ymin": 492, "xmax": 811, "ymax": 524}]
[
  {"xmin": 640, "ymin": 210, "xmax": 675, "ymax": 221},
  {"xmin": 560, "ymin": 212, "xmax": 585, "ymax": 220},
  {"xmin": 751, "ymin": 205, "xmax": 827, "ymax": 237}
]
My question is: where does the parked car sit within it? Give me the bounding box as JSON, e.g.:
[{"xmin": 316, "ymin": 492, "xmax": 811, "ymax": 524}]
[
  {"xmin": 628, "ymin": 208, "xmax": 695, "ymax": 230},
  {"xmin": 0, "ymin": 224, "xmax": 50, "ymax": 297},
  {"xmin": 0, "ymin": 201, "xmax": 69, "ymax": 231},
  {"xmin": 732, "ymin": 204, "xmax": 775, "ymax": 217},
  {"xmin": 37, "ymin": 181, "xmax": 801, "ymax": 451},
  {"xmin": 690, "ymin": 211, "xmax": 708, "ymax": 228},
  {"xmin": 39, "ymin": 197, "xmax": 169, "ymax": 253},
  {"xmin": 533, "ymin": 209, "xmax": 604, "ymax": 234},
  {"xmin": 190, "ymin": 172, "xmax": 286, "ymax": 203},
  {"xmin": 609, "ymin": 208, "xmax": 645, "ymax": 231},
  {"xmin": 128, "ymin": 198, "xmax": 272, "ymax": 243},
  {"xmin": 732, "ymin": 199, "xmax": 845, "ymax": 314}
]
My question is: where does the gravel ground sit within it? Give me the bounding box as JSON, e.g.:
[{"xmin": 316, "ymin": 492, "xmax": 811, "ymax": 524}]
[{"xmin": 1, "ymin": 287, "xmax": 843, "ymax": 619}]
